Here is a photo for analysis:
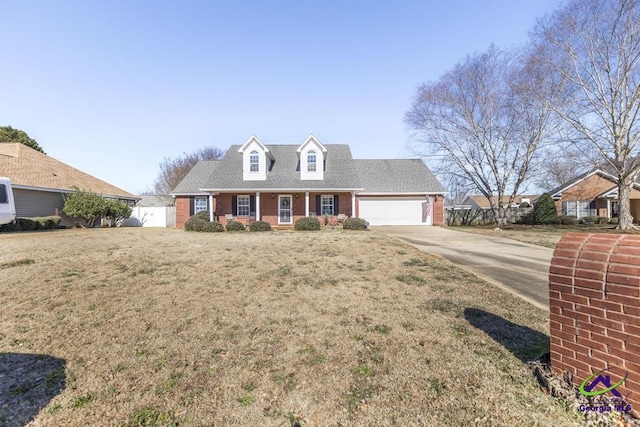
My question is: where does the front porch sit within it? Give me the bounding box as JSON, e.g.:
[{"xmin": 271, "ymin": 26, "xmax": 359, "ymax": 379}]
[{"xmin": 212, "ymin": 191, "xmax": 355, "ymax": 227}]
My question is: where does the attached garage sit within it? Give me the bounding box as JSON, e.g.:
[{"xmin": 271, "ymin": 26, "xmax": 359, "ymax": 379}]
[{"xmin": 358, "ymin": 196, "xmax": 433, "ymax": 226}]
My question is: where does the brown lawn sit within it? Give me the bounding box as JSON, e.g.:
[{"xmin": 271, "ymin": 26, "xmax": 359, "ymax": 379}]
[
  {"xmin": 453, "ymin": 224, "xmax": 640, "ymax": 248},
  {"xmin": 0, "ymin": 228, "xmax": 585, "ymax": 426}
]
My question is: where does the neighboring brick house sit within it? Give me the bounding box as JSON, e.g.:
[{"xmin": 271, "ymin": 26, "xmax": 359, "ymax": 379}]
[
  {"xmin": 549, "ymin": 168, "xmax": 640, "ymax": 221},
  {"xmin": 171, "ymin": 135, "xmax": 446, "ymax": 228},
  {"xmin": 0, "ymin": 143, "xmax": 139, "ymax": 227}
]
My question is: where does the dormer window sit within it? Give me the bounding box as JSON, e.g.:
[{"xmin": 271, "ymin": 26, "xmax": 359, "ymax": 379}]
[
  {"xmin": 250, "ymin": 150, "xmax": 259, "ymax": 172},
  {"xmin": 307, "ymin": 150, "xmax": 317, "ymax": 172},
  {"xmin": 296, "ymin": 135, "xmax": 326, "ymax": 180}
]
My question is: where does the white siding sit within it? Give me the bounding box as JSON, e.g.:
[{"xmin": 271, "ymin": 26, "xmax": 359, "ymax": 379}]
[
  {"xmin": 300, "ymin": 144, "xmax": 324, "ymax": 180},
  {"xmin": 241, "ymin": 140, "xmax": 267, "ymax": 181}
]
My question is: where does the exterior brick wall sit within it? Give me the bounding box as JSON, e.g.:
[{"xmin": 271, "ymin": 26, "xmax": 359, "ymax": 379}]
[
  {"xmin": 175, "ymin": 196, "xmax": 191, "ymax": 229},
  {"xmin": 213, "ymin": 192, "xmax": 354, "ymax": 227},
  {"xmin": 433, "ymin": 195, "xmax": 444, "ymax": 226},
  {"xmin": 549, "ymin": 233, "xmax": 640, "ymax": 411},
  {"xmin": 176, "ymin": 192, "xmax": 445, "ymax": 228},
  {"xmin": 555, "ymin": 174, "xmax": 617, "ymax": 214},
  {"xmin": 554, "ymin": 173, "xmax": 640, "ymax": 220}
]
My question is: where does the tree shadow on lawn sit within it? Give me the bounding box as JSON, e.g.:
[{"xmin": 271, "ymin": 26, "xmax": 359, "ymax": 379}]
[
  {"xmin": 0, "ymin": 353, "xmax": 66, "ymax": 427},
  {"xmin": 464, "ymin": 308, "xmax": 549, "ymax": 363}
]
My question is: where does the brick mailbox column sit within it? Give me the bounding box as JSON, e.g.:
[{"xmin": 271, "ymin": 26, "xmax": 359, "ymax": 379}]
[{"xmin": 549, "ymin": 233, "xmax": 640, "ymax": 409}]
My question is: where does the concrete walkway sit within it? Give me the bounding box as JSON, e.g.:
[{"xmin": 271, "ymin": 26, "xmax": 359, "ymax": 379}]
[{"xmin": 373, "ymin": 226, "xmax": 553, "ymax": 310}]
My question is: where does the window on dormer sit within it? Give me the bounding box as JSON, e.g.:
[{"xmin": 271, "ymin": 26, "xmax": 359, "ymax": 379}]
[
  {"xmin": 307, "ymin": 150, "xmax": 317, "ymax": 172},
  {"xmin": 250, "ymin": 150, "xmax": 259, "ymax": 172}
]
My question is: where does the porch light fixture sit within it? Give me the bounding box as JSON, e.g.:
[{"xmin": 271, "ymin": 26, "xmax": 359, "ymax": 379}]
[
  {"xmin": 295, "ymin": 193, "xmax": 299, "ymax": 198},
  {"xmin": 272, "ymin": 193, "xmax": 275, "ymax": 199},
  {"xmin": 434, "ymin": 195, "xmax": 439, "ymax": 202}
]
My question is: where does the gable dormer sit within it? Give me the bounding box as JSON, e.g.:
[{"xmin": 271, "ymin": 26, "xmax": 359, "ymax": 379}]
[
  {"xmin": 297, "ymin": 135, "xmax": 327, "ymax": 180},
  {"xmin": 238, "ymin": 135, "xmax": 272, "ymax": 181}
]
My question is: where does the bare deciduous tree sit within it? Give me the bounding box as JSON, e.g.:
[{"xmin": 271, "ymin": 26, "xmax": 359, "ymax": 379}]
[
  {"xmin": 406, "ymin": 46, "xmax": 557, "ymax": 226},
  {"xmin": 533, "ymin": 0, "xmax": 640, "ymax": 229},
  {"xmin": 534, "ymin": 143, "xmax": 601, "ymax": 191},
  {"xmin": 153, "ymin": 146, "xmax": 225, "ymax": 195}
]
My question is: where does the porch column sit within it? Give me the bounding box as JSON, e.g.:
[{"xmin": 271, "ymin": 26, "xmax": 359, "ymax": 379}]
[
  {"xmin": 607, "ymin": 199, "xmax": 611, "ymax": 219},
  {"xmin": 208, "ymin": 193, "xmax": 214, "ymax": 222},
  {"xmin": 352, "ymin": 191, "xmax": 356, "ymax": 217},
  {"xmin": 256, "ymin": 192, "xmax": 260, "ymax": 221},
  {"xmin": 305, "ymin": 192, "xmax": 309, "ymax": 217}
]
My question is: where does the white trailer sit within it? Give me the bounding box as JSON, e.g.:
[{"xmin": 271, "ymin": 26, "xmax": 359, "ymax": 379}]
[{"xmin": 0, "ymin": 177, "xmax": 16, "ymax": 225}]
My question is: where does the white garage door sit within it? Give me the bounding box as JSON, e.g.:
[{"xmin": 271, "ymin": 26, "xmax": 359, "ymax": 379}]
[{"xmin": 359, "ymin": 197, "xmax": 432, "ymax": 226}]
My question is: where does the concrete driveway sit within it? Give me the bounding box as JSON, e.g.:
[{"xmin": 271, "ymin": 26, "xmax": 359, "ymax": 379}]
[{"xmin": 373, "ymin": 226, "xmax": 553, "ymax": 310}]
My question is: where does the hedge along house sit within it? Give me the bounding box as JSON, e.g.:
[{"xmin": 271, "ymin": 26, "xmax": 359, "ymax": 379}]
[
  {"xmin": 0, "ymin": 143, "xmax": 139, "ymax": 227},
  {"xmin": 172, "ymin": 135, "xmax": 446, "ymax": 228},
  {"xmin": 549, "ymin": 167, "xmax": 640, "ymax": 221}
]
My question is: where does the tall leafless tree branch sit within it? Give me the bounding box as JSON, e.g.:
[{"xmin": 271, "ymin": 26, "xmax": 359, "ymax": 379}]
[
  {"xmin": 406, "ymin": 46, "xmax": 558, "ymax": 226},
  {"xmin": 532, "ymin": 0, "xmax": 640, "ymax": 229},
  {"xmin": 153, "ymin": 146, "xmax": 226, "ymax": 195}
]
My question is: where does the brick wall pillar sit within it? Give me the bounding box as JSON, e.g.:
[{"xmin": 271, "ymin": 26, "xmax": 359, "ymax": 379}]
[
  {"xmin": 175, "ymin": 196, "xmax": 191, "ymax": 229},
  {"xmin": 433, "ymin": 195, "xmax": 445, "ymax": 226},
  {"xmin": 549, "ymin": 233, "xmax": 640, "ymax": 412}
]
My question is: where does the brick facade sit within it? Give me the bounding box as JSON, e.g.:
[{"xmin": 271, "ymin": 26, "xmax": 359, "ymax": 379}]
[
  {"xmin": 433, "ymin": 196, "xmax": 444, "ymax": 226},
  {"xmin": 175, "ymin": 192, "xmax": 446, "ymax": 228},
  {"xmin": 175, "ymin": 192, "xmax": 357, "ymax": 228},
  {"xmin": 555, "ymin": 173, "xmax": 640, "ymax": 220},
  {"xmin": 549, "ymin": 233, "xmax": 640, "ymax": 412},
  {"xmin": 175, "ymin": 196, "xmax": 192, "ymax": 229}
]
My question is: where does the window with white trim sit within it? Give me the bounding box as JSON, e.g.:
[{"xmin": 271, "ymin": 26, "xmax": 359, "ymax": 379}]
[
  {"xmin": 321, "ymin": 195, "xmax": 334, "ymax": 215},
  {"xmin": 307, "ymin": 150, "xmax": 317, "ymax": 172},
  {"xmin": 195, "ymin": 197, "xmax": 208, "ymax": 213},
  {"xmin": 237, "ymin": 195, "xmax": 250, "ymax": 216},
  {"xmin": 562, "ymin": 200, "xmax": 593, "ymax": 218},
  {"xmin": 249, "ymin": 150, "xmax": 259, "ymax": 172}
]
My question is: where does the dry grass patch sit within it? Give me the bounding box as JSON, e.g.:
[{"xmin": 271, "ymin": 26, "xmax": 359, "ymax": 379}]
[
  {"xmin": 453, "ymin": 224, "xmax": 640, "ymax": 248},
  {"xmin": 0, "ymin": 228, "xmax": 585, "ymax": 426}
]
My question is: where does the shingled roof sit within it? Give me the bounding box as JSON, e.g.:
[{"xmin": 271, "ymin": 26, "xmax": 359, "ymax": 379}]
[
  {"xmin": 172, "ymin": 143, "xmax": 446, "ymax": 195},
  {"xmin": 199, "ymin": 144, "xmax": 362, "ymax": 190},
  {"xmin": 172, "ymin": 160, "xmax": 221, "ymax": 194},
  {"xmin": 0, "ymin": 143, "xmax": 137, "ymax": 199},
  {"xmin": 353, "ymin": 159, "xmax": 446, "ymax": 193}
]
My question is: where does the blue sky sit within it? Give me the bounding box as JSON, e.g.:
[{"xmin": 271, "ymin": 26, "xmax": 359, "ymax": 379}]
[{"xmin": 1, "ymin": 0, "xmax": 563, "ymax": 194}]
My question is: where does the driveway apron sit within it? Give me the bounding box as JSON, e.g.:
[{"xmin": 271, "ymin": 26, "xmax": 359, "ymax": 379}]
[{"xmin": 373, "ymin": 226, "xmax": 553, "ymax": 310}]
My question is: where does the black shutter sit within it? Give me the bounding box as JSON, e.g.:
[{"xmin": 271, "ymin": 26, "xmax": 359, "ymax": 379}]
[
  {"xmin": 250, "ymin": 196, "xmax": 256, "ymax": 214},
  {"xmin": 334, "ymin": 194, "xmax": 339, "ymax": 215},
  {"xmin": 316, "ymin": 195, "xmax": 321, "ymax": 215},
  {"xmin": 189, "ymin": 197, "xmax": 195, "ymax": 216},
  {"xmin": 232, "ymin": 196, "xmax": 237, "ymax": 216}
]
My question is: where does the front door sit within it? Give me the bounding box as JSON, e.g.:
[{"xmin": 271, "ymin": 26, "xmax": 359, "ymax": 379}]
[{"xmin": 278, "ymin": 195, "xmax": 292, "ymax": 225}]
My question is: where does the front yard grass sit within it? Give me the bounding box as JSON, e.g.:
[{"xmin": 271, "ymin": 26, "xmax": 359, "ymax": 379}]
[
  {"xmin": 0, "ymin": 228, "xmax": 585, "ymax": 426},
  {"xmin": 453, "ymin": 224, "xmax": 640, "ymax": 248}
]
